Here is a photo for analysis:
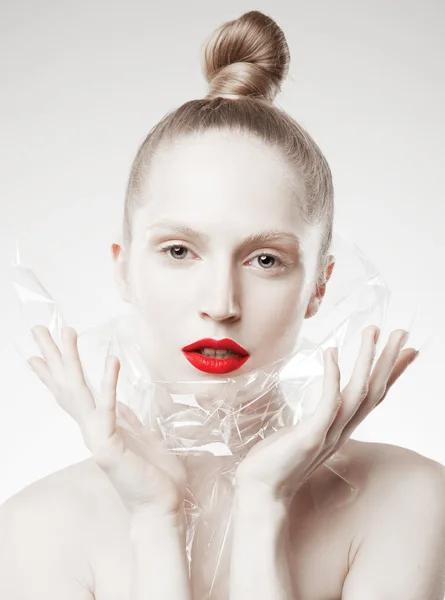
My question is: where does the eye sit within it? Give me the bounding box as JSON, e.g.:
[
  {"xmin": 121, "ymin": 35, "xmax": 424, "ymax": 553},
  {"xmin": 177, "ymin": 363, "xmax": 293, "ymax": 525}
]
[
  {"xmin": 169, "ymin": 245, "xmax": 188, "ymax": 259},
  {"xmin": 160, "ymin": 244, "xmax": 194, "ymax": 261},
  {"xmin": 253, "ymin": 254, "xmax": 280, "ymax": 269},
  {"xmin": 249, "ymin": 253, "xmax": 284, "ymax": 271}
]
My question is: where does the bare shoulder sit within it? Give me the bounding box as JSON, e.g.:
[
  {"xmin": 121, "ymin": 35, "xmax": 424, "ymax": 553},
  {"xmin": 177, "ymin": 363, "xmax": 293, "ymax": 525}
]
[
  {"xmin": 293, "ymin": 437, "xmax": 445, "ymax": 561},
  {"xmin": 0, "ymin": 457, "xmax": 129, "ymax": 598},
  {"xmin": 338, "ymin": 441, "xmax": 445, "ymax": 598},
  {"xmin": 343, "ymin": 437, "xmax": 445, "ymax": 487},
  {"xmin": 345, "ymin": 436, "xmax": 444, "ymax": 466},
  {"xmin": 297, "ymin": 437, "xmax": 444, "ymax": 516},
  {"xmin": 341, "ymin": 438, "xmax": 445, "ymax": 547},
  {"xmin": 1, "ymin": 456, "xmax": 126, "ymax": 522}
]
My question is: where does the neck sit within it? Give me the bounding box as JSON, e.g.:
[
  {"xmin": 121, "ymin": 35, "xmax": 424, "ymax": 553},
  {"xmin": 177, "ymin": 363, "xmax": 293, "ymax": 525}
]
[{"xmin": 146, "ymin": 381, "xmax": 294, "ymax": 465}]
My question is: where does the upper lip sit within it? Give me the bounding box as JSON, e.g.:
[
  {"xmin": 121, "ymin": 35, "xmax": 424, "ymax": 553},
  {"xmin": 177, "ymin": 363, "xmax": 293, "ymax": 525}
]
[{"xmin": 182, "ymin": 338, "xmax": 250, "ymax": 357}]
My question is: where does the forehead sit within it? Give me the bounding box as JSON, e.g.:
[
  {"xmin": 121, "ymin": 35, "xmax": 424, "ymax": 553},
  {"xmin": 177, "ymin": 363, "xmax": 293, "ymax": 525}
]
[{"xmin": 132, "ymin": 130, "xmax": 307, "ymax": 242}]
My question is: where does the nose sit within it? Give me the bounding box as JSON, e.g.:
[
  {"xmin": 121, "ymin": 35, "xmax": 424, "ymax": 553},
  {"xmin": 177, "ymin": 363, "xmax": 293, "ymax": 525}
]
[{"xmin": 198, "ymin": 262, "xmax": 241, "ymax": 323}]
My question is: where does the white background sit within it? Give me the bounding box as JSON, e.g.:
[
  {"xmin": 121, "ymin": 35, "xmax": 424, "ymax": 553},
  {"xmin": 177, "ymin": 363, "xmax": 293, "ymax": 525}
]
[{"xmin": 0, "ymin": 0, "xmax": 444, "ymax": 505}]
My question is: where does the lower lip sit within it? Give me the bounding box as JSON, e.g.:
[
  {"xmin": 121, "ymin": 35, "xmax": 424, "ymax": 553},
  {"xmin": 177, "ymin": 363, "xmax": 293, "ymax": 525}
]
[{"xmin": 182, "ymin": 351, "xmax": 250, "ymax": 374}]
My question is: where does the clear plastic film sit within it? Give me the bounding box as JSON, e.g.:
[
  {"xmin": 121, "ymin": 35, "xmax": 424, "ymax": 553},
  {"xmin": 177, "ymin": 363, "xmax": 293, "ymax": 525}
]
[{"xmin": 10, "ymin": 229, "xmax": 429, "ymax": 599}]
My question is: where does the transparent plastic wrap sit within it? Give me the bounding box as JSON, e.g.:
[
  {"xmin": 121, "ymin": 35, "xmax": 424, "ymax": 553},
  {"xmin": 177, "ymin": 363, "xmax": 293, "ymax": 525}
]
[{"xmin": 11, "ymin": 229, "xmax": 425, "ymax": 599}]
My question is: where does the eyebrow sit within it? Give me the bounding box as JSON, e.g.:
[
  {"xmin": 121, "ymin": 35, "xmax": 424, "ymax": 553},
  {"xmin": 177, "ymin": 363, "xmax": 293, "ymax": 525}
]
[{"xmin": 145, "ymin": 220, "xmax": 303, "ymax": 253}]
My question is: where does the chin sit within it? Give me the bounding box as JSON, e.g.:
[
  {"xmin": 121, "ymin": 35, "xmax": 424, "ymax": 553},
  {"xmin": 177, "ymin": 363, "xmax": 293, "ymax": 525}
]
[{"xmin": 152, "ymin": 362, "xmax": 283, "ymax": 412}]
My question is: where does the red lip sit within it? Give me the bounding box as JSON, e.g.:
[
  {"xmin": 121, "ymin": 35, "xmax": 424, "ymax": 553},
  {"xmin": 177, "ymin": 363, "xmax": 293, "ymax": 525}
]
[
  {"xmin": 182, "ymin": 338, "xmax": 249, "ymax": 356},
  {"xmin": 181, "ymin": 338, "xmax": 250, "ymax": 375}
]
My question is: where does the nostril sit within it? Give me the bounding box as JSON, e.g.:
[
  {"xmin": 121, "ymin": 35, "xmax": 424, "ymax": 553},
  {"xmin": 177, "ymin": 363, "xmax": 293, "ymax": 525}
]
[{"xmin": 199, "ymin": 304, "xmax": 241, "ymax": 322}]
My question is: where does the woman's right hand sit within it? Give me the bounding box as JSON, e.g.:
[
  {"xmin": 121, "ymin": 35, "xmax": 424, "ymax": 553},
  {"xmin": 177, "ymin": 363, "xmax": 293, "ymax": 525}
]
[{"xmin": 28, "ymin": 325, "xmax": 186, "ymax": 518}]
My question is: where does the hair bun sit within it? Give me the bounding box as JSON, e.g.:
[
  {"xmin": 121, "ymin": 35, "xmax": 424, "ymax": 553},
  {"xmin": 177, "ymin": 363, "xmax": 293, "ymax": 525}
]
[{"xmin": 203, "ymin": 10, "xmax": 290, "ymax": 103}]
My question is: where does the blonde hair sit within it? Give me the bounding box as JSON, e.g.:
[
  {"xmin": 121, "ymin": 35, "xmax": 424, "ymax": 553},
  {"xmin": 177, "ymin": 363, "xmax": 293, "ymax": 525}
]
[{"xmin": 122, "ymin": 10, "xmax": 334, "ymax": 284}]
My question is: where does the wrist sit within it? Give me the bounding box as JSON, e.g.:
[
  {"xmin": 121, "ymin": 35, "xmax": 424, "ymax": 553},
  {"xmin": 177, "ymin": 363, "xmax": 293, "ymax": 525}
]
[
  {"xmin": 233, "ymin": 484, "xmax": 288, "ymax": 524},
  {"xmin": 234, "ymin": 474, "xmax": 302, "ymax": 507},
  {"xmin": 129, "ymin": 507, "xmax": 187, "ymax": 541}
]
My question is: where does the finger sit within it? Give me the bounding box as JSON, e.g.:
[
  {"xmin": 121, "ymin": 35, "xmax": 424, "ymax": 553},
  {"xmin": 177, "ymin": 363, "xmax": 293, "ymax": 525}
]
[
  {"xmin": 98, "ymin": 356, "xmax": 120, "ymax": 413},
  {"xmin": 117, "ymin": 402, "xmax": 143, "ymax": 428},
  {"xmin": 61, "ymin": 327, "xmax": 89, "ymax": 388},
  {"xmin": 308, "ymin": 347, "xmax": 342, "ymax": 443},
  {"xmin": 31, "ymin": 326, "xmax": 64, "ymax": 376},
  {"xmin": 325, "ymin": 326, "xmax": 378, "ymax": 445},
  {"xmin": 84, "ymin": 356, "xmax": 121, "ymax": 449},
  {"xmin": 60, "ymin": 327, "xmax": 97, "ymax": 420},
  {"xmin": 278, "ymin": 349, "xmax": 342, "ymax": 484},
  {"xmin": 336, "ymin": 330, "xmax": 409, "ymax": 444},
  {"xmin": 28, "ymin": 356, "xmax": 59, "ymax": 396},
  {"xmin": 374, "ymin": 347, "xmax": 418, "ymax": 407},
  {"xmin": 363, "ymin": 329, "xmax": 408, "ymax": 408}
]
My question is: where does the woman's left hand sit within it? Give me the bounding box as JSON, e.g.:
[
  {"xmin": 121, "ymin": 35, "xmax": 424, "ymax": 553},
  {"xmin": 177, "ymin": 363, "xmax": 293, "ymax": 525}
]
[{"xmin": 234, "ymin": 326, "xmax": 418, "ymax": 501}]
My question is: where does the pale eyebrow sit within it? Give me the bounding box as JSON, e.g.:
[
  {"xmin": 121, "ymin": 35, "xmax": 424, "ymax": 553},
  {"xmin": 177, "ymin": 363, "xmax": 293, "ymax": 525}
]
[
  {"xmin": 146, "ymin": 220, "xmax": 303, "ymax": 253},
  {"xmin": 240, "ymin": 230, "xmax": 303, "ymax": 254}
]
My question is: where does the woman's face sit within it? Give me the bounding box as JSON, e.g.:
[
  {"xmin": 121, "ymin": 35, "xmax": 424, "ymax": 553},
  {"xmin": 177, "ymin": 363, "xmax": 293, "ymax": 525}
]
[{"xmin": 114, "ymin": 130, "xmax": 324, "ymax": 384}]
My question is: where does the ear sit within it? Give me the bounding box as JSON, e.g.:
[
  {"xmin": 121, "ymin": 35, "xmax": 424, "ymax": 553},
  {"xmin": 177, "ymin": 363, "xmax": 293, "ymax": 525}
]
[
  {"xmin": 111, "ymin": 241, "xmax": 131, "ymax": 303},
  {"xmin": 304, "ymin": 255, "xmax": 335, "ymax": 319}
]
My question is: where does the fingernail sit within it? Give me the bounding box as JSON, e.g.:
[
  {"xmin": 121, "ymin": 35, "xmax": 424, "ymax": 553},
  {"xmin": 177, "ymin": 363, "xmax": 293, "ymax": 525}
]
[{"xmin": 332, "ymin": 347, "xmax": 338, "ymax": 364}]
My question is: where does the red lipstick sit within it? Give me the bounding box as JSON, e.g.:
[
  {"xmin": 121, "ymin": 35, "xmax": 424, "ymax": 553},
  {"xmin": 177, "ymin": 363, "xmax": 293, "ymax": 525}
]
[{"xmin": 181, "ymin": 338, "xmax": 250, "ymax": 374}]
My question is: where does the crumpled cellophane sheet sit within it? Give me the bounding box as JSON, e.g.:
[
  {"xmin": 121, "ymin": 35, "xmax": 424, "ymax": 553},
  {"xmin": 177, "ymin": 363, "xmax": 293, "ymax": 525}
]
[{"xmin": 10, "ymin": 229, "xmax": 423, "ymax": 599}]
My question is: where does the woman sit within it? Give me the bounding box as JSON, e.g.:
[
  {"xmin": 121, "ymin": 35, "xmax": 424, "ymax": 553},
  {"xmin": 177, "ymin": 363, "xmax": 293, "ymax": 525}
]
[{"xmin": 1, "ymin": 10, "xmax": 445, "ymax": 600}]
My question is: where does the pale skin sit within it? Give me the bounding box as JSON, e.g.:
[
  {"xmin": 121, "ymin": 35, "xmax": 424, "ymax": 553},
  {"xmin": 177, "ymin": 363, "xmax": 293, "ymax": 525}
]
[{"xmin": 1, "ymin": 131, "xmax": 445, "ymax": 599}]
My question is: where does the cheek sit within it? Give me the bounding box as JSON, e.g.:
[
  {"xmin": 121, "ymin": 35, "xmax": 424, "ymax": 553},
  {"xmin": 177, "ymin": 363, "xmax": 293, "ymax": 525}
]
[
  {"xmin": 254, "ymin": 273, "xmax": 305, "ymax": 319},
  {"xmin": 243, "ymin": 275, "xmax": 306, "ymax": 346},
  {"xmin": 129, "ymin": 259, "xmax": 184, "ymax": 317}
]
